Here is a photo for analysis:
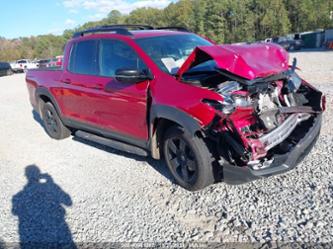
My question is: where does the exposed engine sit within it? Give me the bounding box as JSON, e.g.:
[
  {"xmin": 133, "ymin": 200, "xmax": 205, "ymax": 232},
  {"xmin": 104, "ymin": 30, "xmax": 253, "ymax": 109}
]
[
  {"xmin": 215, "ymin": 79, "xmax": 288, "ymax": 133},
  {"xmin": 257, "ymin": 90, "xmax": 281, "ymax": 131},
  {"xmin": 204, "ymin": 71, "xmax": 323, "ymax": 168}
]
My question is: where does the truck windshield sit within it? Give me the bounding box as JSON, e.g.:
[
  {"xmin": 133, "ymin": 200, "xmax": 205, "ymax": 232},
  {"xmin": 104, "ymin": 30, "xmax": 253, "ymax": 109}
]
[{"xmin": 135, "ymin": 34, "xmax": 212, "ymax": 74}]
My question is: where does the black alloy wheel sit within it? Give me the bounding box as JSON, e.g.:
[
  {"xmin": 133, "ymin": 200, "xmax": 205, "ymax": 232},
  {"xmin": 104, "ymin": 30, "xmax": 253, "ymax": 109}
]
[
  {"xmin": 163, "ymin": 126, "xmax": 215, "ymax": 191},
  {"xmin": 166, "ymin": 136, "xmax": 198, "ymax": 185},
  {"xmin": 44, "ymin": 108, "xmax": 59, "ymax": 136},
  {"xmin": 41, "ymin": 101, "xmax": 71, "ymax": 140}
]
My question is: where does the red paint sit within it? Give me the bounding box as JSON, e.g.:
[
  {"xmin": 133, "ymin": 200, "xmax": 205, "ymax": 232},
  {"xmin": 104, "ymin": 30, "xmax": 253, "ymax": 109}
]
[
  {"xmin": 25, "ymin": 30, "xmax": 310, "ymax": 161},
  {"xmin": 178, "ymin": 43, "xmax": 289, "ymax": 80}
]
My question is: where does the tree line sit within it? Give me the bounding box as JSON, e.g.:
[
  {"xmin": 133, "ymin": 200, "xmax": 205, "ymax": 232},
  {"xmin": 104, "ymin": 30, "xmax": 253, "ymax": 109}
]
[{"xmin": 1, "ymin": 0, "xmax": 332, "ymax": 61}]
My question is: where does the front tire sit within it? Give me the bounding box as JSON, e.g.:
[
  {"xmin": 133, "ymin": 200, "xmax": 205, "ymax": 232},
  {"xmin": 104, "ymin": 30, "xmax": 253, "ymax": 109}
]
[
  {"xmin": 41, "ymin": 101, "xmax": 71, "ymax": 140},
  {"xmin": 163, "ymin": 126, "xmax": 215, "ymax": 191}
]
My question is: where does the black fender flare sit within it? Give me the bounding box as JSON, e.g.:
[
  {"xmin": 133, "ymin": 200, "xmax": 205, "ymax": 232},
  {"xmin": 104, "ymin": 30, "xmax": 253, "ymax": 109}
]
[
  {"xmin": 35, "ymin": 87, "xmax": 63, "ymax": 117},
  {"xmin": 149, "ymin": 105, "xmax": 202, "ymax": 159}
]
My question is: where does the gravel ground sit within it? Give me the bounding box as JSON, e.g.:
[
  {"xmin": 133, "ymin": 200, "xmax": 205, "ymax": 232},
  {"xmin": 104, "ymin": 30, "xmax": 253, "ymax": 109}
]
[{"xmin": 0, "ymin": 51, "xmax": 332, "ymax": 246}]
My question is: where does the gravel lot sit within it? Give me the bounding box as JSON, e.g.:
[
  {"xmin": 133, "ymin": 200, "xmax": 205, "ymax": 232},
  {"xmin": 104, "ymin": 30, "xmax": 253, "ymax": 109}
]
[{"xmin": 0, "ymin": 51, "xmax": 332, "ymax": 246}]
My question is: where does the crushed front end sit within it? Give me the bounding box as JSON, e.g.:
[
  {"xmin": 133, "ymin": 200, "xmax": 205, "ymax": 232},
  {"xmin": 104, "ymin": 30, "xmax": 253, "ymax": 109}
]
[
  {"xmin": 203, "ymin": 71, "xmax": 324, "ymax": 183},
  {"xmin": 179, "ymin": 44, "xmax": 325, "ymax": 184}
]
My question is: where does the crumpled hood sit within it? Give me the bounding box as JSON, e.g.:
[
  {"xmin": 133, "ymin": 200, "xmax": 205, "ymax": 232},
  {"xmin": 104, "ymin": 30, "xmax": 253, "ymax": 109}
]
[{"xmin": 177, "ymin": 43, "xmax": 289, "ymax": 80}]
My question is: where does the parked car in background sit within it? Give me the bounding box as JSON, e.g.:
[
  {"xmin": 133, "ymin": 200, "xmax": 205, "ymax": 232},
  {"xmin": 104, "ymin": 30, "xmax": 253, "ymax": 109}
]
[
  {"xmin": 10, "ymin": 61, "xmax": 19, "ymax": 72},
  {"xmin": 11, "ymin": 59, "xmax": 37, "ymax": 73},
  {"xmin": 37, "ymin": 59, "xmax": 51, "ymax": 69},
  {"xmin": 32, "ymin": 59, "xmax": 40, "ymax": 68},
  {"xmin": 26, "ymin": 25, "xmax": 324, "ymax": 191},
  {"xmin": 0, "ymin": 62, "xmax": 13, "ymax": 76},
  {"xmin": 47, "ymin": 56, "xmax": 63, "ymax": 68},
  {"xmin": 267, "ymin": 36, "xmax": 303, "ymax": 51}
]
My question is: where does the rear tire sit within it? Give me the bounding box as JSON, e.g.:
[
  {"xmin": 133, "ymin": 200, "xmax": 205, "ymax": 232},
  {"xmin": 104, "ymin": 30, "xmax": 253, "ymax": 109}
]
[
  {"xmin": 41, "ymin": 101, "xmax": 71, "ymax": 140},
  {"xmin": 163, "ymin": 126, "xmax": 215, "ymax": 191}
]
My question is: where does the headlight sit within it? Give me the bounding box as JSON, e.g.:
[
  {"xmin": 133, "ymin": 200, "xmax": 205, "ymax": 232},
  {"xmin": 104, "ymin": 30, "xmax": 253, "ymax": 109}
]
[
  {"xmin": 202, "ymin": 98, "xmax": 235, "ymax": 114},
  {"xmin": 204, "ymin": 81, "xmax": 252, "ymax": 114},
  {"xmin": 217, "ymin": 81, "xmax": 241, "ymax": 95},
  {"xmin": 232, "ymin": 95, "xmax": 252, "ymax": 107}
]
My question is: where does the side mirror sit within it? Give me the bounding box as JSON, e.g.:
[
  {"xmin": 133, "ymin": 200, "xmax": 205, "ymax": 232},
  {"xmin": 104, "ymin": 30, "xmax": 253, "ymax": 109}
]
[{"xmin": 115, "ymin": 69, "xmax": 152, "ymax": 83}]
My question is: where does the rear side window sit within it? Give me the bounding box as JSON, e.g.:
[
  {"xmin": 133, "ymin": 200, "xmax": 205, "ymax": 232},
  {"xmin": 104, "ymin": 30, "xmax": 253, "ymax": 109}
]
[
  {"xmin": 69, "ymin": 40, "xmax": 99, "ymax": 75},
  {"xmin": 99, "ymin": 39, "xmax": 146, "ymax": 77}
]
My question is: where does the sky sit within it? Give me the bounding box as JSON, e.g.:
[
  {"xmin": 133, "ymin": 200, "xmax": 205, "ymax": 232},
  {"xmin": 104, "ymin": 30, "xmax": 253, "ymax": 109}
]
[{"xmin": 0, "ymin": 0, "xmax": 177, "ymax": 39}]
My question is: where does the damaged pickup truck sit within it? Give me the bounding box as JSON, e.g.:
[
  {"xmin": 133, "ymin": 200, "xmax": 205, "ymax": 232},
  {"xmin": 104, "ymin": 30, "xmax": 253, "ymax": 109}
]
[{"xmin": 26, "ymin": 25, "xmax": 325, "ymax": 191}]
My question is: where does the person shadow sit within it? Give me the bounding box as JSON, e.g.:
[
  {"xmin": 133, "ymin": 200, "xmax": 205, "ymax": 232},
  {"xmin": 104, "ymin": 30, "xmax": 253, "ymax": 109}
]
[
  {"xmin": 12, "ymin": 165, "xmax": 76, "ymax": 249},
  {"xmin": 0, "ymin": 238, "xmax": 5, "ymax": 249}
]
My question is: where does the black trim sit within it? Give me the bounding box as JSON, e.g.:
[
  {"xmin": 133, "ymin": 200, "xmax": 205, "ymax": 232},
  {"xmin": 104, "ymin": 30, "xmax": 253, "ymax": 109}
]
[
  {"xmin": 75, "ymin": 130, "xmax": 148, "ymax": 157},
  {"xmin": 156, "ymin": 27, "xmax": 190, "ymax": 32},
  {"xmin": 72, "ymin": 25, "xmax": 189, "ymax": 38},
  {"xmin": 35, "ymin": 87, "xmax": 63, "ymax": 116},
  {"xmin": 73, "ymin": 27, "xmax": 133, "ymax": 38},
  {"xmin": 63, "ymin": 118, "xmax": 148, "ymax": 149},
  {"xmin": 150, "ymin": 105, "xmax": 201, "ymax": 136},
  {"xmin": 222, "ymin": 114, "xmax": 322, "ymax": 184}
]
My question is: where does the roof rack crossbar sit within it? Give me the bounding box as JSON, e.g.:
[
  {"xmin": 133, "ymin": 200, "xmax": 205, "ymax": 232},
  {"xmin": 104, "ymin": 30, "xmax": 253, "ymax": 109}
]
[
  {"xmin": 73, "ymin": 26, "xmax": 133, "ymax": 38},
  {"xmin": 156, "ymin": 26, "xmax": 190, "ymax": 32},
  {"xmin": 100, "ymin": 24, "xmax": 155, "ymax": 30},
  {"xmin": 72, "ymin": 25, "xmax": 190, "ymax": 38}
]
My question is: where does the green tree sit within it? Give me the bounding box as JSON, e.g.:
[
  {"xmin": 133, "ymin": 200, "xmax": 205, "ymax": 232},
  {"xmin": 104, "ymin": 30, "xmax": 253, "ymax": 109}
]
[
  {"xmin": 261, "ymin": 0, "xmax": 290, "ymax": 38},
  {"xmin": 204, "ymin": 0, "xmax": 227, "ymax": 43},
  {"xmin": 106, "ymin": 10, "xmax": 123, "ymax": 24},
  {"xmin": 192, "ymin": 0, "xmax": 207, "ymax": 34},
  {"xmin": 125, "ymin": 7, "xmax": 165, "ymax": 26},
  {"xmin": 1, "ymin": 0, "xmax": 333, "ymax": 62},
  {"xmin": 164, "ymin": 0, "xmax": 194, "ymax": 29}
]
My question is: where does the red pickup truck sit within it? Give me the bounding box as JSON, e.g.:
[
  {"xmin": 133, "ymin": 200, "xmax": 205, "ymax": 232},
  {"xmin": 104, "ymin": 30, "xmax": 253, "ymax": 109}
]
[{"xmin": 26, "ymin": 25, "xmax": 325, "ymax": 191}]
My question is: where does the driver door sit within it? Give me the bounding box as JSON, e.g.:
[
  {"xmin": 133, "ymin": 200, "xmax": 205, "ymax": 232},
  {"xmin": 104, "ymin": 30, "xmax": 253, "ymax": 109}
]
[{"xmin": 61, "ymin": 39, "xmax": 150, "ymax": 142}]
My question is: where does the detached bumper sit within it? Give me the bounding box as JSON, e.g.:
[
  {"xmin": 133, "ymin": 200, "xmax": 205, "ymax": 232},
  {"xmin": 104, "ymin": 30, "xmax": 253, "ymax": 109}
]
[{"xmin": 223, "ymin": 114, "xmax": 322, "ymax": 184}]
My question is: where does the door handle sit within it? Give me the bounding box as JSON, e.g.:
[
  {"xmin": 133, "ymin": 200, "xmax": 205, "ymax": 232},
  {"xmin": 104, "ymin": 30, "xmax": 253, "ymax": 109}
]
[
  {"xmin": 104, "ymin": 82, "xmax": 113, "ymax": 92},
  {"xmin": 62, "ymin": 78, "xmax": 71, "ymax": 84}
]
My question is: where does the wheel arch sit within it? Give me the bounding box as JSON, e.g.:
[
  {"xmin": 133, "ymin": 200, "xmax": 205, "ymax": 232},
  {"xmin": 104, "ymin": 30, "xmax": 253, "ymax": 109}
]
[
  {"xmin": 35, "ymin": 87, "xmax": 63, "ymax": 118},
  {"xmin": 149, "ymin": 105, "xmax": 203, "ymax": 159}
]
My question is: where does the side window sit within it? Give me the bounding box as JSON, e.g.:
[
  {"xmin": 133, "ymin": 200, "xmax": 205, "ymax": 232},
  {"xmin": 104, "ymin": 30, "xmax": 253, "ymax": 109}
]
[
  {"xmin": 69, "ymin": 40, "xmax": 99, "ymax": 75},
  {"xmin": 99, "ymin": 39, "xmax": 147, "ymax": 77}
]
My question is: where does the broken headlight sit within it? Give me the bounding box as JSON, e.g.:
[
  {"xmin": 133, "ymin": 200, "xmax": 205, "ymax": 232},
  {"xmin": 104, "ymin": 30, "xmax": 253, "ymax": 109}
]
[
  {"xmin": 232, "ymin": 94, "xmax": 252, "ymax": 107},
  {"xmin": 217, "ymin": 82, "xmax": 251, "ymax": 107},
  {"xmin": 203, "ymin": 97, "xmax": 253, "ymax": 114},
  {"xmin": 203, "ymin": 81, "xmax": 252, "ymax": 114},
  {"xmin": 202, "ymin": 98, "xmax": 235, "ymax": 114},
  {"xmin": 204, "ymin": 81, "xmax": 252, "ymax": 114}
]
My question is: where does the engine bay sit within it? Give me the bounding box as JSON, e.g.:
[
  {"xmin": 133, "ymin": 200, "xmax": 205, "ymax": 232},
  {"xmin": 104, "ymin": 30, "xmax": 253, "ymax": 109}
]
[{"xmin": 184, "ymin": 67, "xmax": 324, "ymax": 169}]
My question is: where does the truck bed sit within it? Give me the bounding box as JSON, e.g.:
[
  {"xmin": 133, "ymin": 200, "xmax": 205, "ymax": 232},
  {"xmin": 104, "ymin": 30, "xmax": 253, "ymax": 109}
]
[{"xmin": 26, "ymin": 68, "xmax": 64, "ymax": 110}]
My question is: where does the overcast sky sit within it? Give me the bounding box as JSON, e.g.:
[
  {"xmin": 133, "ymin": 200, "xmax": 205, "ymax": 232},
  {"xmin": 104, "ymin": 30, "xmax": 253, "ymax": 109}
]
[{"xmin": 0, "ymin": 0, "xmax": 177, "ymax": 39}]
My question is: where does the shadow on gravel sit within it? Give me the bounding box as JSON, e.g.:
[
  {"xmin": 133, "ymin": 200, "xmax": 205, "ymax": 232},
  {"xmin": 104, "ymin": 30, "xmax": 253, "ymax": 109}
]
[
  {"xmin": 0, "ymin": 238, "xmax": 5, "ymax": 249},
  {"xmin": 32, "ymin": 110, "xmax": 43, "ymax": 127},
  {"xmin": 73, "ymin": 136, "xmax": 175, "ymax": 184},
  {"xmin": 12, "ymin": 165, "xmax": 76, "ymax": 249}
]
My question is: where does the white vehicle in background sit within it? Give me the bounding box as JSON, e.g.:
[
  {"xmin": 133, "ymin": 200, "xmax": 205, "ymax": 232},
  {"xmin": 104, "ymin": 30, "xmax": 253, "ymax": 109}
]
[{"xmin": 10, "ymin": 59, "xmax": 37, "ymax": 73}]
